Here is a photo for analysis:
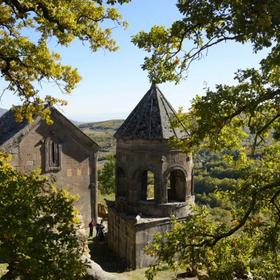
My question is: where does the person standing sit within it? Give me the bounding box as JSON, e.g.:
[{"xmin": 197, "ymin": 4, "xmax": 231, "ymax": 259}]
[
  {"xmin": 98, "ymin": 219, "xmax": 105, "ymax": 241},
  {"xmin": 88, "ymin": 219, "xmax": 96, "ymax": 237}
]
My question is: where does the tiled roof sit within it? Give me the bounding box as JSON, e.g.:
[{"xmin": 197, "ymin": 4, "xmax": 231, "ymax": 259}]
[
  {"xmin": 0, "ymin": 110, "xmax": 28, "ymax": 146},
  {"xmin": 115, "ymin": 84, "xmax": 187, "ymax": 140},
  {"xmin": 0, "ymin": 108, "xmax": 99, "ymax": 150}
]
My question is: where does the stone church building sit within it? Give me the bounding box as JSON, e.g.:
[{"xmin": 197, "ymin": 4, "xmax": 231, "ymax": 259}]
[
  {"xmin": 0, "ymin": 107, "xmax": 99, "ymax": 225},
  {"xmin": 107, "ymin": 84, "xmax": 194, "ymax": 268}
]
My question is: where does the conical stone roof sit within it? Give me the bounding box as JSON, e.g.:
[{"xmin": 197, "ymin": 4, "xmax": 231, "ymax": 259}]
[{"xmin": 115, "ymin": 84, "xmax": 187, "ymax": 140}]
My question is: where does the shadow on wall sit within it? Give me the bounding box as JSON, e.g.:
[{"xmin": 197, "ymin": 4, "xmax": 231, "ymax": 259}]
[{"xmin": 88, "ymin": 236, "xmax": 127, "ymax": 273}]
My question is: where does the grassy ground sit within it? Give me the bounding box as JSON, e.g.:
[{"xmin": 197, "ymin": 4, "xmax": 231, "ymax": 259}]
[{"xmin": 119, "ymin": 267, "xmax": 187, "ymax": 280}]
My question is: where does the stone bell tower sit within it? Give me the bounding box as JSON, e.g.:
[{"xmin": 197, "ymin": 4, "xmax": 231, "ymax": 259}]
[{"xmin": 107, "ymin": 84, "xmax": 194, "ymax": 268}]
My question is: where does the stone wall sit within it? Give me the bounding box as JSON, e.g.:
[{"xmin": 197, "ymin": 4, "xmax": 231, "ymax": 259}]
[
  {"xmin": 135, "ymin": 218, "xmax": 172, "ymax": 268},
  {"xmin": 107, "ymin": 203, "xmax": 173, "ymax": 269},
  {"xmin": 2, "ymin": 117, "xmax": 97, "ymax": 225},
  {"xmin": 115, "ymin": 139, "xmax": 194, "ymax": 218},
  {"xmin": 107, "ymin": 204, "xmax": 136, "ymax": 267}
]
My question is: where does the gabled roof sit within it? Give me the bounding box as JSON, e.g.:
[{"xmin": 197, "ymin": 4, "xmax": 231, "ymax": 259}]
[
  {"xmin": 115, "ymin": 84, "xmax": 187, "ymax": 140},
  {"xmin": 0, "ymin": 107, "xmax": 99, "ymax": 151},
  {"xmin": 0, "ymin": 109, "xmax": 28, "ymax": 146}
]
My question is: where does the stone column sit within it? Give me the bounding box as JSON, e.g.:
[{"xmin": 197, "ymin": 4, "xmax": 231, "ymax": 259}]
[
  {"xmin": 155, "ymin": 172, "xmax": 164, "ymax": 204},
  {"xmin": 90, "ymin": 152, "xmax": 98, "ymax": 220},
  {"xmin": 160, "ymin": 158, "xmax": 168, "ymax": 203}
]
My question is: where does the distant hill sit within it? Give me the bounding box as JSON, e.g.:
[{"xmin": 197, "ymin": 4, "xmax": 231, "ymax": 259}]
[
  {"xmin": 0, "ymin": 108, "xmax": 8, "ymax": 117},
  {"xmin": 79, "ymin": 119, "xmax": 123, "ymax": 131},
  {"xmin": 79, "ymin": 119, "xmax": 123, "ymax": 164}
]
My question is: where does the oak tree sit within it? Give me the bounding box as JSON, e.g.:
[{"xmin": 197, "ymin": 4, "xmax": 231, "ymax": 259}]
[
  {"xmin": 0, "ymin": 0, "xmax": 129, "ymax": 122},
  {"xmin": 0, "ymin": 2, "xmax": 130, "ymax": 278},
  {"xmin": 133, "ymin": 1, "xmax": 280, "ymax": 279}
]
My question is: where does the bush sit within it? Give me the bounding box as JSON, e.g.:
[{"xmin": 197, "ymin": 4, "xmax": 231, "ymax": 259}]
[
  {"xmin": 98, "ymin": 154, "xmax": 115, "ymax": 195},
  {"xmin": 0, "ymin": 152, "xmax": 88, "ymax": 280}
]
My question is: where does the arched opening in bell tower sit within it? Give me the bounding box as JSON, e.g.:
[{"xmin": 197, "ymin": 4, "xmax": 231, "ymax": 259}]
[
  {"xmin": 167, "ymin": 169, "xmax": 186, "ymax": 202},
  {"xmin": 140, "ymin": 170, "xmax": 155, "ymax": 201}
]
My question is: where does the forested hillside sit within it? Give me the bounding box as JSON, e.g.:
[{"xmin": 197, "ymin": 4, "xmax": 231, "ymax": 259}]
[{"xmin": 79, "ymin": 120, "xmax": 123, "ymax": 164}]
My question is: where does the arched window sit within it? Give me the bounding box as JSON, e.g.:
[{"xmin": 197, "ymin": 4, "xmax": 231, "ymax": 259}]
[
  {"xmin": 45, "ymin": 137, "xmax": 61, "ymax": 172},
  {"xmin": 167, "ymin": 169, "xmax": 186, "ymax": 202},
  {"xmin": 140, "ymin": 170, "xmax": 155, "ymax": 201},
  {"xmin": 116, "ymin": 167, "xmax": 126, "ymax": 197},
  {"xmin": 50, "ymin": 141, "xmax": 60, "ymax": 167}
]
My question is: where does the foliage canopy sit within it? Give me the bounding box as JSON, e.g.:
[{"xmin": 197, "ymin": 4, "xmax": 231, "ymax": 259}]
[
  {"xmin": 0, "ymin": 0, "xmax": 130, "ymax": 122},
  {"xmin": 132, "ymin": 1, "xmax": 280, "ymax": 279},
  {"xmin": 98, "ymin": 154, "xmax": 115, "ymax": 195}
]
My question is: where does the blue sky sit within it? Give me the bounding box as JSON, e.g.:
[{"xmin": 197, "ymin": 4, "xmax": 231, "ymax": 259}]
[{"xmin": 0, "ymin": 0, "xmax": 267, "ymax": 122}]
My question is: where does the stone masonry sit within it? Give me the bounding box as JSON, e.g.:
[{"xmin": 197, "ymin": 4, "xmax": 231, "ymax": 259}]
[
  {"xmin": 107, "ymin": 84, "xmax": 194, "ymax": 268},
  {"xmin": 0, "ymin": 107, "xmax": 99, "ymax": 225}
]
